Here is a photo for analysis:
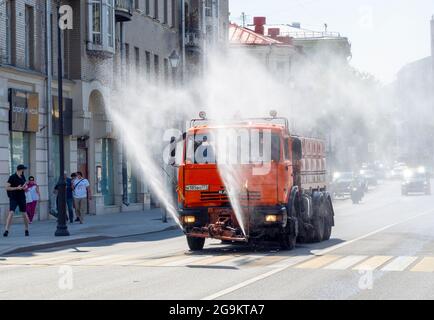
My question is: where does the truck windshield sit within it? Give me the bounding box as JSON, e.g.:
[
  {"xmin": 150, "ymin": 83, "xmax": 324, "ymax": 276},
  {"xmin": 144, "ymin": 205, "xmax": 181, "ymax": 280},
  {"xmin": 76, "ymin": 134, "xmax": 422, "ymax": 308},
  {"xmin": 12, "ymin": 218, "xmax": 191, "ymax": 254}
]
[{"xmin": 185, "ymin": 129, "xmax": 281, "ymax": 164}]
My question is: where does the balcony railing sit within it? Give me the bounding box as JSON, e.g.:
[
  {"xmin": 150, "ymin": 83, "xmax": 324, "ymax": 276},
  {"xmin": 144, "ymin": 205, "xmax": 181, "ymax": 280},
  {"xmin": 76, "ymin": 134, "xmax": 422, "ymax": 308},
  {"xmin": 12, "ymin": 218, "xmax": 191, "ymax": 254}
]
[
  {"xmin": 185, "ymin": 31, "xmax": 201, "ymax": 47},
  {"xmin": 115, "ymin": 0, "xmax": 133, "ymax": 22},
  {"xmin": 281, "ymin": 31, "xmax": 342, "ymax": 39}
]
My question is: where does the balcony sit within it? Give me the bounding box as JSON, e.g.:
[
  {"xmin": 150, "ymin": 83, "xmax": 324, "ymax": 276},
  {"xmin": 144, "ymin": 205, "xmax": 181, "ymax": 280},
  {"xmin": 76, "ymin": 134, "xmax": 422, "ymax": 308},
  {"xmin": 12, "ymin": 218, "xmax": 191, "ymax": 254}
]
[
  {"xmin": 185, "ymin": 31, "xmax": 201, "ymax": 48},
  {"xmin": 115, "ymin": 0, "xmax": 133, "ymax": 22}
]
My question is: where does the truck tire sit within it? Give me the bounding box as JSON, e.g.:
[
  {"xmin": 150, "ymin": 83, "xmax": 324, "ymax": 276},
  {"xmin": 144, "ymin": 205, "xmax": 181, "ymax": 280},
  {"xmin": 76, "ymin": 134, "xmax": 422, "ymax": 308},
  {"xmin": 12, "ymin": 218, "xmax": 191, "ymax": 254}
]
[
  {"xmin": 312, "ymin": 200, "xmax": 327, "ymax": 242},
  {"xmin": 279, "ymin": 218, "xmax": 297, "ymax": 250},
  {"xmin": 322, "ymin": 202, "xmax": 332, "ymax": 241},
  {"xmin": 187, "ymin": 236, "xmax": 205, "ymax": 251}
]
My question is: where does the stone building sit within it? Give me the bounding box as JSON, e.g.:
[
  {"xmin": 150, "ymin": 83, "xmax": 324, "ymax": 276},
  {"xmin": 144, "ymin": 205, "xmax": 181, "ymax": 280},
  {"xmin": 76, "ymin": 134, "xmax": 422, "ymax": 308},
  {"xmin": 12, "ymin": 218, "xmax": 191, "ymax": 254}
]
[{"xmin": 0, "ymin": 0, "xmax": 183, "ymax": 222}]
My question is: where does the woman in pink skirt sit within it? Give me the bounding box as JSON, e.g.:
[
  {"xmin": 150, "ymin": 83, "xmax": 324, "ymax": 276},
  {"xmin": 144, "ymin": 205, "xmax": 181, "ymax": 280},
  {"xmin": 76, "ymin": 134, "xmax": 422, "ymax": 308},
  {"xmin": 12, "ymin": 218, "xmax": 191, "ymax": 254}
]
[{"xmin": 25, "ymin": 176, "xmax": 40, "ymax": 223}]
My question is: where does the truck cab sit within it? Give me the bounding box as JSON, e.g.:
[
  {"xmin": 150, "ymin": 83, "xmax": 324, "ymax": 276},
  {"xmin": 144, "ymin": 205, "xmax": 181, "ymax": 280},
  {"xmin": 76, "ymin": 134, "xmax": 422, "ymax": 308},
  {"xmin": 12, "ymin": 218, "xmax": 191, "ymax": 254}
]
[{"xmin": 172, "ymin": 112, "xmax": 335, "ymax": 251}]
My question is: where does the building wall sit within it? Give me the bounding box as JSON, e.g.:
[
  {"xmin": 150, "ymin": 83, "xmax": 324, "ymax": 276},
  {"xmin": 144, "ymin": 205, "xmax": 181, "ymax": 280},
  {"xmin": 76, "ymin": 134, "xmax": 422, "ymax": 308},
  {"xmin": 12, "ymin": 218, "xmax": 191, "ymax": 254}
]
[{"xmin": 123, "ymin": 0, "xmax": 179, "ymax": 84}]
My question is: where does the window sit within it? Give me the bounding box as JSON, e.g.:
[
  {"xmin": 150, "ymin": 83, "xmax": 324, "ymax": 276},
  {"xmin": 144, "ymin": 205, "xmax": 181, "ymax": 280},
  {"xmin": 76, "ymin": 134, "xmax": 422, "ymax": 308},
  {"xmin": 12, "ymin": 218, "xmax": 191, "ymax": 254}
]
[
  {"xmin": 25, "ymin": 5, "xmax": 34, "ymax": 69},
  {"xmin": 205, "ymin": 0, "xmax": 212, "ymax": 17},
  {"xmin": 154, "ymin": 54, "xmax": 159, "ymax": 81},
  {"xmin": 107, "ymin": 0, "xmax": 114, "ymax": 47},
  {"xmin": 171, "ymin": 0, "xmax": 176, "ymax": 27},
  {"xmin": 154, "ymin": 0, "xmax": 159, "ymax": 19},
  {"xmin": 88, "ymin": 0, "xmax": 115, "ymax": 51},
  {"xmin": 185, "ymin": 130, "xmax": 281, "ymax": 164},
  {"xmin": 164, "ymin": 58, "xmax": 169, "ymax": 84},
  {"xmin": 163, "ymin": 0, "xmax": 168, "ymax": 24},
  {"xmin": 5, "ymin": 0, "xmax": 12, "ymax": 64},
  {"xmin": 134, "ymin": 0, "xmax": 139, "ymax": 10},
  {"xmin": 125, "ymin": 43, "xmax": 130, "ymax": 78},
  {"xmin": 91, "ymin": 0, "xmax": 102, "ymax": 44},
  {"xmin": 145, "ymin": 0, "xmax": 150, "ymax": 15},
  {"xmin": 9, "ymin": 132, "xmax": 30, "ymax": 175},
  {"xmin": 145, "ymin": 51, "xmax": 151, "ymax": 80},
  {"xmin": 134, "ymin": 47, "xmax": 140, "ymax": 73}
]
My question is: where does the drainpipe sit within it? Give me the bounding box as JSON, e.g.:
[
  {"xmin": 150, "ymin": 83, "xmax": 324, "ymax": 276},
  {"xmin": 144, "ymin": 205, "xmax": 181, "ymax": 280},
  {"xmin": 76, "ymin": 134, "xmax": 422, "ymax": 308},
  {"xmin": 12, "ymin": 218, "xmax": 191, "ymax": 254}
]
[
  {"xmin": 45, "ymin": 0, "xmax": 54, "ymax": 219},
  {"xmin": 201, "ymin": 0, "xmax": 206, "ymax": 75},
  {"xmin": 181, "ymin": 0, "xmax": 185, "ymax": 82},
  {"xmin": 120, "ymin": 21, "xmax": 129, "ymax": 207}
]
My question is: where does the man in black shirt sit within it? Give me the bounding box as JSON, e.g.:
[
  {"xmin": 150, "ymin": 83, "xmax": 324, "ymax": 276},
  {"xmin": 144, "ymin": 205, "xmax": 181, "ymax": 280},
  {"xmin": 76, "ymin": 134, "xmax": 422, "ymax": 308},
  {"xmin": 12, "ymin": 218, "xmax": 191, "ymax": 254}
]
[{"xmin": 4, "ymin": 164, "xmax": 30, "ymax": 237}]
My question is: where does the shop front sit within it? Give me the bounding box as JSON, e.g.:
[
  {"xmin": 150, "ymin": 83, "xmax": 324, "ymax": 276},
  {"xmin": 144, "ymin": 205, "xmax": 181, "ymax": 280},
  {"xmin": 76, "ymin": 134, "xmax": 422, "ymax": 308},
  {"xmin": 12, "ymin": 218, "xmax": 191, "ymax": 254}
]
[{"xmin": 8, "ymin": 88, "xmax": 38, "ymax": 216}]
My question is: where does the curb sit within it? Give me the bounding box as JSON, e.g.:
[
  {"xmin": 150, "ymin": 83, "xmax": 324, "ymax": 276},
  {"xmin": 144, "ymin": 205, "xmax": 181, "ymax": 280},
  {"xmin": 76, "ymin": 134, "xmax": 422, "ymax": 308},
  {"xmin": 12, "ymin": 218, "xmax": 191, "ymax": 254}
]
[{"xmin": 1, "ymin": 225, "xmax": 179, "ymax": 256}]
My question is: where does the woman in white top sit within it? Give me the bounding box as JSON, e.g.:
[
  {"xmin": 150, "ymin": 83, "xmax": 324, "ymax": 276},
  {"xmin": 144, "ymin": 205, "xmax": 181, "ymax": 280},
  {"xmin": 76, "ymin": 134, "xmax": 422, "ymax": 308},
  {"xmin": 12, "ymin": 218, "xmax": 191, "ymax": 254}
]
[{"xmin": 25, "ymin": 176, "xmax": 40, "ymax": 223}]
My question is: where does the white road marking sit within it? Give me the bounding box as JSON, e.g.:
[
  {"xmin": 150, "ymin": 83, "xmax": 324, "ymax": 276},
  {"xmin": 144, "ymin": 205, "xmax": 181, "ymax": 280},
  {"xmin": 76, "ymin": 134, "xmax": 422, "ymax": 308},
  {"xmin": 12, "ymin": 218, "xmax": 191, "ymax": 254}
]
[
  {"xmin": 202, "ymin": 255, "xmax": 312, "ymax": 301},
  {"xmin": 161, "ymin": 255, "xmax": 212, "ymax": 267},
  {"xmin": 352, "ymin": 256, "xmax": 393, "ymax": 271},
  {"xmin": 325, "ymin": 255, "xmax": 368, "ymax": 270},
  {"xmin": 202, "ymin": 208, "xmax": 434, "ymax": 300},
  {"xmin": 381, "ymin": 256, "xmax": 418, "ymax": 272}
]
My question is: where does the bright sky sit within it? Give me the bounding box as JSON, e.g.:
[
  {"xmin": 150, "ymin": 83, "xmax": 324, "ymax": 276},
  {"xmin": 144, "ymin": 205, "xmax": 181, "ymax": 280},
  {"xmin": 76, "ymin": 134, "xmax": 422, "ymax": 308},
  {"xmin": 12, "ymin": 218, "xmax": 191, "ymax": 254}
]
[{"xmin": 229, "ymin": 0, "xmax": 434, "ymax": 84}]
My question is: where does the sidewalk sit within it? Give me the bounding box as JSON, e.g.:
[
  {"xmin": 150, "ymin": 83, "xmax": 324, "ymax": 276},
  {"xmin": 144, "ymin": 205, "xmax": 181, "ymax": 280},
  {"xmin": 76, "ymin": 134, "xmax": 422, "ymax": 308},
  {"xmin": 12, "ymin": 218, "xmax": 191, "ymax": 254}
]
[{"xmin": 0, "ymin": 208, "xmax": 178, "ymax": 255}]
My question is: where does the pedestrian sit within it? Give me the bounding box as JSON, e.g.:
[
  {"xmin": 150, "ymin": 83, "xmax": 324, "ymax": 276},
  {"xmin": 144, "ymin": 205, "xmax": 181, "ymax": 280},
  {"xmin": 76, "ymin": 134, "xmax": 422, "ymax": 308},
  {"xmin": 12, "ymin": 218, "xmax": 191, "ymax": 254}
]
[
  {"xmin": 24, "ymin": 176, "xmax": 40, "ymax": 224},
  {"xmin": 54, "ymin": 172, "xmax": 76, "ymax": 223},
  {"xmin": 4, "ymin": 164, "xmax": 30, "ymax": 237},
  {"xmin": 67, "ymin": 173, "xmax": 76, "ymax": 223},
  {"xmin": 72, "ymin": 171, "xmax": 92, "ymax": 224}
]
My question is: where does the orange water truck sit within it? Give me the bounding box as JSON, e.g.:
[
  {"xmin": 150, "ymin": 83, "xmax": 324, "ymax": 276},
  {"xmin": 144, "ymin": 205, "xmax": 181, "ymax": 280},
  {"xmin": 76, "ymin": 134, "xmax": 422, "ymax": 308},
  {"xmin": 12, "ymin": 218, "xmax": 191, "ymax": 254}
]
[{"xmin": 170, "ymin": 111, "xmax": 335, "ymax": 251}]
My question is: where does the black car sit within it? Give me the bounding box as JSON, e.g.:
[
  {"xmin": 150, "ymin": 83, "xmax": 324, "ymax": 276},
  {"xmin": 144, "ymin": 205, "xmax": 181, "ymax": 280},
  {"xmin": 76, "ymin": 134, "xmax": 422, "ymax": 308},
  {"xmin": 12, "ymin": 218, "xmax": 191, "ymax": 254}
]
[
  {"xmin": 330, "ymin": 172, "xmax": 353, "ymax": 198},
  {"xmin": 401, "ymin": 169, "xmax": 431, "ymax": 196}
]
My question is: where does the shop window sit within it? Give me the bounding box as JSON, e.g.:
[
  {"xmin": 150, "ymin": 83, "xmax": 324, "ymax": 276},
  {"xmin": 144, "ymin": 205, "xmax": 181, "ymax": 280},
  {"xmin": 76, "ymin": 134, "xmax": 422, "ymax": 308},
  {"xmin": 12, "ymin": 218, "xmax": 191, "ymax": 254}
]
[
  {"xmin": 127, "ymin": 161, "xmax": 138, "ymax": 203},
  {"xmin": 101, "ymin": 139, "xmax": 115, "ymax": 206},
  {"xmin": 9, "ymin": 132, "xmax": 30, "ymax": 175}
]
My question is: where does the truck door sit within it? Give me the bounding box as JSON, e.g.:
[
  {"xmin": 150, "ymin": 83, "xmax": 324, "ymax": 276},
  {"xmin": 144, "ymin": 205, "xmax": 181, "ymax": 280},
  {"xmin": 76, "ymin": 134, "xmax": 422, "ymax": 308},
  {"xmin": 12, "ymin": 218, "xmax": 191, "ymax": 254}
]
[{"xmin": 278, "ymin": 137, "xmax": 292, "ymax": 204}]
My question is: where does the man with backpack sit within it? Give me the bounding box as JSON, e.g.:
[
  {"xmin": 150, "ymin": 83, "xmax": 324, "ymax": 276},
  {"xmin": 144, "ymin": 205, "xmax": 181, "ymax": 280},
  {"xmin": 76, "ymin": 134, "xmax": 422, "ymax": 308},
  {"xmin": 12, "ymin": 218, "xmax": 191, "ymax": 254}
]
[{"xmin": 72, "ymin": 171, "xmax": 92, "ymax": 224}]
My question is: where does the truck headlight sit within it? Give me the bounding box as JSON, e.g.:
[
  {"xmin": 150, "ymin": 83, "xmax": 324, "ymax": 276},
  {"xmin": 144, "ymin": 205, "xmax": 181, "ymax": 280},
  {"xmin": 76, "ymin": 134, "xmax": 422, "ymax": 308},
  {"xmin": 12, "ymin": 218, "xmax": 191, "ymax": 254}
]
[
  {"xmin": 183, "ymin": 216, "xmax": 196, "ymax": 224},
  {"xmin": 265, "ymin": 214, "xmax": 278, "ymax": 222},
  {"xmin": 185, "ymin": 185, "xmax": 209, "ymax": 191}
]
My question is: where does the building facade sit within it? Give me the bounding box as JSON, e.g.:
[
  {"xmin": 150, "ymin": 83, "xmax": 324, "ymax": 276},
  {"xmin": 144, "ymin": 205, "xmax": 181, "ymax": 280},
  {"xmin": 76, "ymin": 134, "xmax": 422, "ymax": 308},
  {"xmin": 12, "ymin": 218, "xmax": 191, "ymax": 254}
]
[
  {"xmin": 183, "ymin": 0, "xmax": 229, "ymax": 78},
  {"xmin": 0, "ymin": 0, "xmax": 230, "ymax": 223},
  {"xmin": 0, "ymin": 0, "xmax": 185, "ymax": 222},
  {"xmin": 228, "ymin": 18, "xmax": 298, "ymax": 81}
]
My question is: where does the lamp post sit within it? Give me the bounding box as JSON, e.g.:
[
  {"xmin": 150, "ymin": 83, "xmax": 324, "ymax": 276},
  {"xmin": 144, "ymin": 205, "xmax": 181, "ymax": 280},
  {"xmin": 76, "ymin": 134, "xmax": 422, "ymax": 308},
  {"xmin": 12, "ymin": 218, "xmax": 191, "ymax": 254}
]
[
  {"xmin": 161, "ymin": 50, "xmax": 181, "ymax": 223},
  {"xmin": 168, "ymin": 50, "xmax": 180, "ymax": 87},
  {"xmin": 55, "ymin": 1, "xmax": 69, "ymax": 236}
]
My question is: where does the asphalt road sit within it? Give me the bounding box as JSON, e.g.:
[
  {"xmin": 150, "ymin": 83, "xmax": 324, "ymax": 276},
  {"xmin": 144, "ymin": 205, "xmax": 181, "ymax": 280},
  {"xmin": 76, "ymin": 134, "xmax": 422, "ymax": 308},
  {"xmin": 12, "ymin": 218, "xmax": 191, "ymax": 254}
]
[{"xmin": 1, "ymin": 180, "xmax": 434, "ymax": 300}]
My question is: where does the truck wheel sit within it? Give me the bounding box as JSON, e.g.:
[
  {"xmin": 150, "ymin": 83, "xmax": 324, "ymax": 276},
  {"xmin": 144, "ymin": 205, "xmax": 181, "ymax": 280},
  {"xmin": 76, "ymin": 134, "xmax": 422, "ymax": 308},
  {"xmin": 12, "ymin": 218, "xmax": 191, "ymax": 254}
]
[
  {"xmin": 322, "ymin": 203, "xmax": 332, "ymax": 241},
  {"xmin": 187, "ymin": 236, "xmax": 205, "ymax": 251},
  {"xmin": 279, "ymin": 219, "xmax": 297, "ymax": 250},
  {"xmin": 312, "ymin": 201, "xmax": 326, "ymax": 242}
]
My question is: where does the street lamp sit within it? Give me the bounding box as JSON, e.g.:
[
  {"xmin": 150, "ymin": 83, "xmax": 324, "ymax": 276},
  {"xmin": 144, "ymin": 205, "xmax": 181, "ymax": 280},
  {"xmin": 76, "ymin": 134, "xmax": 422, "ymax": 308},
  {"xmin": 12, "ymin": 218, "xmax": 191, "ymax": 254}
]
[
  {"xmin": 55, "ymin": 1, "xmax": 69, "ymax": 236},
  {"xmin": 162, "ymin": 50, "xmax": 181, "ymax": 223},
  {"xmin": 168, "ymin": 50, "xmax": 180, "ymax": 69},
  {"xmin": 169, "ymin": 50, "xmax": 180, "ymax": 87}
]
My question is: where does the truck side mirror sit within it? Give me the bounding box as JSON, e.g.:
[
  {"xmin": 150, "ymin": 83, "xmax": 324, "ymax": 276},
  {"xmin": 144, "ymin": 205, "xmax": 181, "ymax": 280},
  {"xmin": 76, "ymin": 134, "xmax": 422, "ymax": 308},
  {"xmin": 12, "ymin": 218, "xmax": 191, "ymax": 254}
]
[
  {"xmin": 292, "ymin": 138, "xmax": 302, "ymax": 161},
  {"xmin": 169, "ymin": 136, "xmax": 176, "ymax": 166}
]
